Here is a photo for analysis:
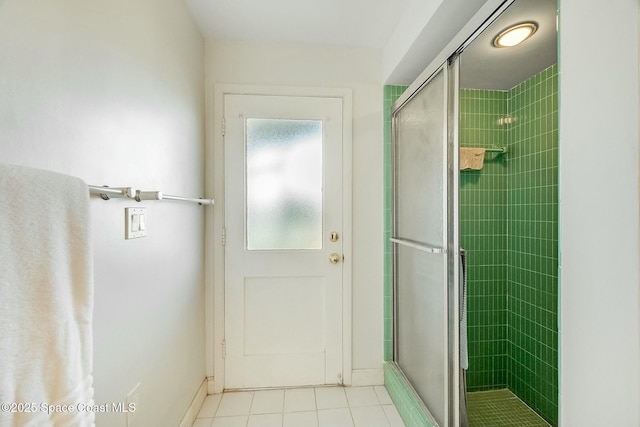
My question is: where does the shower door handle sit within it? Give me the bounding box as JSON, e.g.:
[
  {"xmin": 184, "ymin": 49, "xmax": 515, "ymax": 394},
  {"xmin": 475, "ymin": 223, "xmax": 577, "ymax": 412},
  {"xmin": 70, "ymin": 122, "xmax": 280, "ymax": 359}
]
[{"xmin": 390, "ymin": 237, "xmax": 447, "ymax": 254}]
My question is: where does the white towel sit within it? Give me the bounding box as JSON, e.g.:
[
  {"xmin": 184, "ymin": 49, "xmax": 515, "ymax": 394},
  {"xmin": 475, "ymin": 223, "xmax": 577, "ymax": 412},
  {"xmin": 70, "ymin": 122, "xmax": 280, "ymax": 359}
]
[
  {"xmin": 460, "ymin": 148, "xmax": 485, "ymax": 170},
  {"xmin": 0, "ymin": 164, "xmax": 95, "ymax": 427}
]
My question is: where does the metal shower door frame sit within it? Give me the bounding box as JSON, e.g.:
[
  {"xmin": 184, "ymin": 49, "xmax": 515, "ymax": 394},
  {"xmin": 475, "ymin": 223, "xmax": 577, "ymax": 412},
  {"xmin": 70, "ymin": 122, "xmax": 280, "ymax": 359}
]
[{"xmin": 390, "ymin": 55, "xmax": 461, "ymax": 427}]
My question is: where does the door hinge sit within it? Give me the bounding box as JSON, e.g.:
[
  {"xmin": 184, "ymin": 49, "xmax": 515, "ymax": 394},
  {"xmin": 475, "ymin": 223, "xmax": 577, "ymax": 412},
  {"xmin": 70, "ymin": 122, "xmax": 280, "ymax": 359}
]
[
  {"xmin": 222, "ymin": 339, "xmax": 226, "ymax": 358},
  {"xmin": 222, "ymin": 227, "xmax": 226, "ymax": 246},
  {"xmin": 221, "ymin": 117, "xmax": 226, "ymax": 137}
]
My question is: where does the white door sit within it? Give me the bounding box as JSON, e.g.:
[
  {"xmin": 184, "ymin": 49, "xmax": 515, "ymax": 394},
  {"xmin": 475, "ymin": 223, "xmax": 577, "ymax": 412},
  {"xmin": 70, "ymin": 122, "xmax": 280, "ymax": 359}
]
[{"xmin": 224, "ymin": 94, "xmax": 344, "ymax": 389}]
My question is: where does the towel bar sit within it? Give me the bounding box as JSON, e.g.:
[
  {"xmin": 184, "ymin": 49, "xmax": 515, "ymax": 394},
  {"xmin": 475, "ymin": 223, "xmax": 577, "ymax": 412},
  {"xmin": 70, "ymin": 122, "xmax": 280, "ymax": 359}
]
[
  {"xmin": 460, "ymin": 146, "xmax": 507, "ymax": 154},
  {"xmin": 88, "ymin": 185, "xmax": 214, "ymax": 206},
  {"xmin": 484, "ymin": 147, "xmax": 507, "ymax": 154}
]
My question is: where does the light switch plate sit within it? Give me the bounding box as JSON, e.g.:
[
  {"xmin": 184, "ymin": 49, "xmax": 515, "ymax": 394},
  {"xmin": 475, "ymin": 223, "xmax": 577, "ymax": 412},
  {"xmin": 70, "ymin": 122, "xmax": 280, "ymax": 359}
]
[{"xmin": 125, "ymin": 207, "xmax": 147, "ymax": 239}]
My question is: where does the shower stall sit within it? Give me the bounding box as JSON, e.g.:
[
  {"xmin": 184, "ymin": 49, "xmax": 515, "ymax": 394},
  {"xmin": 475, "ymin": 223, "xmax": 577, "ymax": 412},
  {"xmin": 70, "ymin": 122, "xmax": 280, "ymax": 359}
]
[{"xmin": 386, "ymin": 1, "xmax": 558, "ymax": 426}]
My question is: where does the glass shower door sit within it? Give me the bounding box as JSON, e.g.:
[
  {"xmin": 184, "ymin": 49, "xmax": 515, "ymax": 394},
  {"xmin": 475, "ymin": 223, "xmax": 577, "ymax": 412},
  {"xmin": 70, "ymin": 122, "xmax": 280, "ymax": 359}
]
[{"xmin": 392, "ymin": 61, "xmax": 459, "ymax": 427}]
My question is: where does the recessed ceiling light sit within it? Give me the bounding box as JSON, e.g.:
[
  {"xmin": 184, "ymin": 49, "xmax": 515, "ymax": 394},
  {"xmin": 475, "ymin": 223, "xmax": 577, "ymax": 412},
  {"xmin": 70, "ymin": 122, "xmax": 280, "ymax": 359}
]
[{"xmin": 493, "ymin": 22, "xmax": 538, "ymax": 48}]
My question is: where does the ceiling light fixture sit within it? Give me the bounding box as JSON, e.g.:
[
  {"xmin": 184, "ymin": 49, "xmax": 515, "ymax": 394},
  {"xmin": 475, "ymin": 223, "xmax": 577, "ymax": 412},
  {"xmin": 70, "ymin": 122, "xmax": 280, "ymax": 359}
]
[{"xmin": 492, "ymin": 22, "xmax": 538, "ymax": 48}]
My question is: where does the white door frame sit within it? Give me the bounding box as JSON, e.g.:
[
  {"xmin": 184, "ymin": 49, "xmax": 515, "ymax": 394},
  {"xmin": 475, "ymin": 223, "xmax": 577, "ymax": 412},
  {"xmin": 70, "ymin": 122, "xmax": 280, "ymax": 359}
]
[{"xmin": 206, "ymin": 84, "xmax": 353, "ymax": 393}]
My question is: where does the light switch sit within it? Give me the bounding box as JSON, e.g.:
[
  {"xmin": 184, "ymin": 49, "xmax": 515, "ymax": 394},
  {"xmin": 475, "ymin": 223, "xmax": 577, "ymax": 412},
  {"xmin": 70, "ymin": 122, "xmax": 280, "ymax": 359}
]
[
  {"xmin": 131, "ymin": 214, "xmax": 140, "ymax": 232},
  {"xmin": 125, "ymin": 207, "xmax": 147, "ymax": 239}
]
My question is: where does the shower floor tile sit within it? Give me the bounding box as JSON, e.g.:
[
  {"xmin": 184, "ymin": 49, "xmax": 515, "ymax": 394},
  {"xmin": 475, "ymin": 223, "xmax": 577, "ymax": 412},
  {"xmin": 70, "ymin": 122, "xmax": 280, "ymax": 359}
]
[{"xmin": 467, "ymin": 389, "xmax": 551, "ymax": 427}]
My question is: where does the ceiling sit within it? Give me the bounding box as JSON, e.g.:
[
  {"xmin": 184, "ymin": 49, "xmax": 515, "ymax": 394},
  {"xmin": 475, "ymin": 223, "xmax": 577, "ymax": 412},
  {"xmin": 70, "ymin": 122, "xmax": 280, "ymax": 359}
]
[
  {"xmin": 184, "ymin": 0, "xmax": 557, "ymax": 90},
  {"xmin": 460, "ymin": 0, "xmax": 558, "ymax": 90},
  {"xmin": 184, "ymin": 0, "xmax": 410, "ymax": 48}
]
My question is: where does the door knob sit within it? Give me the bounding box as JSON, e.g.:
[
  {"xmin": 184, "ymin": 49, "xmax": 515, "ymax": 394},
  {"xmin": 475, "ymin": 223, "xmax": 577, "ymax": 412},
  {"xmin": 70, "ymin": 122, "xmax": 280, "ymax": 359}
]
[{"xmin": 329, "ymin": 253, "xmax": 341, "ymax": 264}]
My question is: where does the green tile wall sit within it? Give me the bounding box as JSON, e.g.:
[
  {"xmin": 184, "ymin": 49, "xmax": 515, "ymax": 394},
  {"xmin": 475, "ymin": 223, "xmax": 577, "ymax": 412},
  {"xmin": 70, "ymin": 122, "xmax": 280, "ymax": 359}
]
[
  {"xmin": 460, "ymin": 64, "xmax": 559, "ymax": 426},
  {"xmin": 385, "ymin": 362, "xmax": 435, "ymax": 427},
  {"xmin": 383, "ymin": 85, "xmax": 408, "ymax": 362},
  {"xmin": 459, "ymin": 89, "xmax": 509, "ymax": 392},
  {"xmin": 505, "ymin": 64, "xmax": 558, "ymax": 426}
]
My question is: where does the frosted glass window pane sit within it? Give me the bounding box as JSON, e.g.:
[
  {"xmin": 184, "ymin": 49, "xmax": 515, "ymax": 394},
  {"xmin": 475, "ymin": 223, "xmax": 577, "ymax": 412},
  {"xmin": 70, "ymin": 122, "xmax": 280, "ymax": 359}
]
[{"xmin": 246, "ymin": 118, "xmax": 323, "ymax": 250}]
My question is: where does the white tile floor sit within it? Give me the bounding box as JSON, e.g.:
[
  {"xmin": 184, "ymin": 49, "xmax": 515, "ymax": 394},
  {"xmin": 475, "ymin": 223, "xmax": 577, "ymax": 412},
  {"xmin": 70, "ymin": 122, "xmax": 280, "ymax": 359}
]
[{"xmin": 192, "ymin": 386, "xmax": 406, "ymax": 427}]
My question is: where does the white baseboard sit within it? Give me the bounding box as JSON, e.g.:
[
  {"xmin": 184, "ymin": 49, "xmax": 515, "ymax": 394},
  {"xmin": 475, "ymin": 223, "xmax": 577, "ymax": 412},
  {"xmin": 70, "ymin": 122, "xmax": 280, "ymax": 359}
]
[
  {"xmin": 350, "ymin": 369, "xmax": 384, "ymax": 386},
  {"xmin": 207, "ymin": 376, "xmax": 216, "ymax": 394},
  {"xmin": 189, "ymin": 371, "xmax": 381, "ymax": 405},
  {"xmin": 179, "ymin": 378, "xmax": 208, "ymax": 427}
]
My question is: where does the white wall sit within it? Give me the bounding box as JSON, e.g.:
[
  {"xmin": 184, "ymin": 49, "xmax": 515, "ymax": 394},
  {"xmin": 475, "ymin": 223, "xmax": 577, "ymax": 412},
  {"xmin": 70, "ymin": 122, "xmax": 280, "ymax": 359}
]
[
  {"xmin": 558, "ymin": 0, "xmax": 640, "ymax": 425},
  {"xmin": 0, "ymin": 1, "xmax": 206, "ymax": 426},
  {"xmin": 205, "ymin": 41, "xmax": 384, "ymax": 379},
  {"xmin": 382, "ymin": 0, "xmax": 495, "ymax": 84}
]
